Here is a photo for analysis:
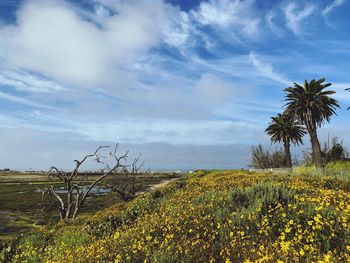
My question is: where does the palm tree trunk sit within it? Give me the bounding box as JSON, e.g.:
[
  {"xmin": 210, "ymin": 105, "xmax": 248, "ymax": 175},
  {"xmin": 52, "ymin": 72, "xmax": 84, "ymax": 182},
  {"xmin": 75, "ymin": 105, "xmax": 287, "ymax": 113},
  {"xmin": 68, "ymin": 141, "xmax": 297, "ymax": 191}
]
[
  {"xmin": 283, "ymin": 141, "xmax": 292, "ymax": 173},
  {"xmin": 308, "ymin": 127, "xmax": 325, "ymax": 174}
]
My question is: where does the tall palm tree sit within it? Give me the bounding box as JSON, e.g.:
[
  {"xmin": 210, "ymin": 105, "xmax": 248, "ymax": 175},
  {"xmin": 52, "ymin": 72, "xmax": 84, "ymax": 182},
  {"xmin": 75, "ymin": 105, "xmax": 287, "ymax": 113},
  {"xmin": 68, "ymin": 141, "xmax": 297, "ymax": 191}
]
[
  {"xmin": 265, "ymin": 113, "xmax": 306, "ymax": 172},
  {"xmin": 284, "ymin": 78, "xmax": 340, "ymax": 174}
]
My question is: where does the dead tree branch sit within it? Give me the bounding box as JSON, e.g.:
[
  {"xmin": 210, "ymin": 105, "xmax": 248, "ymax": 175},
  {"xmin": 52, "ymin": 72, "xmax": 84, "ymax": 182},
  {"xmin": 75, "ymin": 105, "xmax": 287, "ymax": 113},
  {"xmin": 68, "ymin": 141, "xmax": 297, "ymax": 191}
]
[{"xmin": 41, "ymin": 144, "xmax": 141, "ymax": 220}]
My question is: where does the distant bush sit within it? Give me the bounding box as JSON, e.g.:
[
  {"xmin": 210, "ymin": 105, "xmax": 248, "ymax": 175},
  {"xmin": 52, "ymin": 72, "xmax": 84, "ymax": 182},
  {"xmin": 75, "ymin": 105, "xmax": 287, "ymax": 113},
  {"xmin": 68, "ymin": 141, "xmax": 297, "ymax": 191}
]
[
  {"xmin": 302, "ymin": 136, "xmax": 350, "ymax": 165},
  {"xmin": 151, "ymin": 190, "xmax": 163, "ymax": 199},
  {"xmin": 250, "ymin": 144, "xmax": 298, "ymax": 169}
]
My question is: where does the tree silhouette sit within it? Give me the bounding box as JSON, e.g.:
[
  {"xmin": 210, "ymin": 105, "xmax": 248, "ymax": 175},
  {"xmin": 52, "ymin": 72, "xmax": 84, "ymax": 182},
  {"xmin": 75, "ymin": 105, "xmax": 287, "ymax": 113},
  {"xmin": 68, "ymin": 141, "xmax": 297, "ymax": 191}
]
[
  {"xmin": 265, "ymin": 112, "xmax": 306, "ymax": 172},
  {"xmin": 284, "ymin": 78, "xmax": 339, "ymax": 174}
]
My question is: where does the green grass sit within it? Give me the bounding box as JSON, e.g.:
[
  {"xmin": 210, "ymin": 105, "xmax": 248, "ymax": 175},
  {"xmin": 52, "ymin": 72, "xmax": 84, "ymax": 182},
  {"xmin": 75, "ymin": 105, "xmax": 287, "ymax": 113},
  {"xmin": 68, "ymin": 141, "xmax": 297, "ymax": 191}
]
[{"xmin": 293, "ymin": 161, "xmax": 350, "ymax": 179}]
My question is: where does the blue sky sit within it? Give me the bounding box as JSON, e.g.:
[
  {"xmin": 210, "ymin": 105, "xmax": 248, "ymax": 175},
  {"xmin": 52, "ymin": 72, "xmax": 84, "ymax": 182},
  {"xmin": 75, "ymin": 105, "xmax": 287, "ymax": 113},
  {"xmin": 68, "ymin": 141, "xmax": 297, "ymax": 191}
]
[{"xmin": 0, "ymin": 0, "xmax": 349, "ymax": 170}]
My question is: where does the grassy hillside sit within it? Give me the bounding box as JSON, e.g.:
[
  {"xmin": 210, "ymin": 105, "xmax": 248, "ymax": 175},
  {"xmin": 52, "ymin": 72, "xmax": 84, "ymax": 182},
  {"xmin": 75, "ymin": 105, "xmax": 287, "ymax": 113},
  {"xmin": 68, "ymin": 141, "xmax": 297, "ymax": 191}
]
[{"xmin": 1, "ymin": 170, "xmax": 350, "ymax": 262}]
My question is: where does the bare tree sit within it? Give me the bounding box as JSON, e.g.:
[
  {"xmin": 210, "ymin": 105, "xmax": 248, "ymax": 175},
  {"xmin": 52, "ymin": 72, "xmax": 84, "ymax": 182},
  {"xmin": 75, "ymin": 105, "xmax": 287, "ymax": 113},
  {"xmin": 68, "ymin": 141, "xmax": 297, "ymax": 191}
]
[
  {"xmin": 107, "ymin": 153, "xmax": 144, "ymax": 201},
  {"xmin": 42, "ymin": 144, "xmax": 140, "ymax": 220},
  {"xmin": 250, "ymin": 144, "xmax": 298, "ymax": 169},
  {"xmin": 250, "ymin": 144, "xmax": 272, "ymax": 169}
]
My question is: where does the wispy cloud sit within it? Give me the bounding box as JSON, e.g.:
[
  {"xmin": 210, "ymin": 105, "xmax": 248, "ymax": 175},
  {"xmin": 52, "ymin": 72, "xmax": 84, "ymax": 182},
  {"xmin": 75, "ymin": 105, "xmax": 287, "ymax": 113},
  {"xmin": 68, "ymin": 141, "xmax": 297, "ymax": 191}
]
[
  {"xmin": 284, "ymin": 2, "xmax": 316, "ymax": 35},
  {"xmin": 0, "ymin": 91, "xmax": 57, "ymax": 109},
  {"xmin": 249, "ymin": 52, "xmax": 291, "ymax": 86},
  {"xmin": 0, "ymin": 69, "xmax": 65, "ymax": 93},
  {"xmin": 331, "ymin": 82, "xmax": 350, "ymax": 102},
  {"xmin": 323, "ymin": 0, "xmax": 346, "ymax": 15},
  {"xmin": 265, "ymin": 11, "xmax": 284, "ymax": 36},
  {"xmin": 191, "ymin": 0, "xmax": 260, "ymax": 37},
  {"xmin": 76, "ymin": 118, "xmax": 262, "ymax": 145}
]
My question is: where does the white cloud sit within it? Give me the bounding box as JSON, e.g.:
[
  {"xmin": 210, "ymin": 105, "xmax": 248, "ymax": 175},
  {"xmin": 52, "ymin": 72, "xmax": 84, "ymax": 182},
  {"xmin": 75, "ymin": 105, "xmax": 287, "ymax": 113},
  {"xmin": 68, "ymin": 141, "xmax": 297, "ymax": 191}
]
[
  {"xmin": 284, "ymin": 2, "xmax": 315, "ymax": 35},
  {"xmin": 191, "ymin": 0, "xmax": 260, "ymax": 37},
  {"xmin": 1, "ymin": 0, "xmax": 106, "ymax": 86},
  {"xmin": 86, "ymin": 0, "xmax": 191, "ymax": 48},
  {"xmin": 0, "ymin": 91, "xmax": 57, "ymax": 109},
  {"xmin": 76, "ymin": 118, "xmax": 261, "ymax": 145},
  {"xmin": 249, "ymin": 52, "xmax": 290, "ymax": 85},
  {"xmin": 323, "ymin": 0, "xmax": 346, "ymax": 15},
  {"xmin": 331, "ymin": 83, "xmax": 350, "ymax": 102},
  {"xmin": 265, "ymin": 12, "xmax": 284, "ymax": 36},
  {"xmin": 0, "ymin": 69, "xmax": 65, "ymax": 93},
  {"xmin": 194, "ymin": 74, "xmax": 235, "ymax": 105},
  {"xmin": 0, "ymin": 0, "xmax": 186, "ymax": 89},
  {"xmin": 0, "ymin": 105, "xmax": 262, "ymax": 146}
]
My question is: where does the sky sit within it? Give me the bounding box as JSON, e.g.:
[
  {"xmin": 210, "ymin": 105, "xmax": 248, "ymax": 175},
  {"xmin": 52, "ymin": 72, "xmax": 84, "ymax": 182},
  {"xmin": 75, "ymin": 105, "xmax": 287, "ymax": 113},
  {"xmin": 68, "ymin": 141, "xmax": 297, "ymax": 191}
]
[{"xmin": 0, "ymin": 0, "xmax": 350, "ymax": 171}]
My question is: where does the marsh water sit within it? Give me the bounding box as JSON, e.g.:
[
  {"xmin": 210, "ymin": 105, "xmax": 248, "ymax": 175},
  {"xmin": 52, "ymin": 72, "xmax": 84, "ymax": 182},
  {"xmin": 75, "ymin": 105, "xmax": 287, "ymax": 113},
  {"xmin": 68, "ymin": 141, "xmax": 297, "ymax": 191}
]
[
  {"xmin": 33, "ymin": 185, "xmax": 112, "ymax": 195},
  {"xmin": 0, "ymin": 173, "xmax": 181, "ymax": 237}
]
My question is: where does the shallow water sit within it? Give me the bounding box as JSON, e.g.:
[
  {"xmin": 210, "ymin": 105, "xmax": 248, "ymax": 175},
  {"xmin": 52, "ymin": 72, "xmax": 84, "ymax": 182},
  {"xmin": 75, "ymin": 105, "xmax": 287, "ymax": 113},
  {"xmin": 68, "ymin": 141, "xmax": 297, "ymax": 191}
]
[
  {"xmin": 34, "ymin": 186, "xmax": 111, "ymax": 195},
  {"xmin": 0, "ymin": 210, "xmax": 19, "ymax": 232}
]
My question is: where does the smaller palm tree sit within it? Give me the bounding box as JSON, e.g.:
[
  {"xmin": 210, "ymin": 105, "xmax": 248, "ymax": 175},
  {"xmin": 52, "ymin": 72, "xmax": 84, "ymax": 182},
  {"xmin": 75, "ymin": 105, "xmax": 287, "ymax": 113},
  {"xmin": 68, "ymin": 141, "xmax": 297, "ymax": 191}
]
[{"xmin": 265, "ymin": 112, "xmax": 306, "ymax": 172}]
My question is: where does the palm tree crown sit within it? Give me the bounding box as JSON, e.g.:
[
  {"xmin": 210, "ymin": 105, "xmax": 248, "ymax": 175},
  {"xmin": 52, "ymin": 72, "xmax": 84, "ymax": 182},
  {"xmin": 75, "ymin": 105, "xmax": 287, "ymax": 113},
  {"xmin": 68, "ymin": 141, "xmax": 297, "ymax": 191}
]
[
  {"xmin": 265, "ymin": 113, "xmax": 306, "ymax": 146},
  {"xmin": 284, "ymin": 78, "xmax": 340, "ymax": 128}
]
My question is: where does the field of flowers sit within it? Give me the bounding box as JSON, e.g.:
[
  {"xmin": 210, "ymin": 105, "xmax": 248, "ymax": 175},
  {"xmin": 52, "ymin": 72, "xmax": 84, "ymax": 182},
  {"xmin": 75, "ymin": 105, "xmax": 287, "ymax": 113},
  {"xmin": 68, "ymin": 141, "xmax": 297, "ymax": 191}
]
[{"xmin": 2, "ymin": 170, "xmax": 350, "ymax": 262}]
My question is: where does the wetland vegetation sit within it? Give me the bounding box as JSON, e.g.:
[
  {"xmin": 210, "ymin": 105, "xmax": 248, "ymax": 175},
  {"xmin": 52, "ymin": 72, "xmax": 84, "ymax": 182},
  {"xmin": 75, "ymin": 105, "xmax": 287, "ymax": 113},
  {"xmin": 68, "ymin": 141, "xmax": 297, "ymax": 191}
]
[{"xmin": 0, "ymin": 172, "xmax": 180, "ymax": 238}]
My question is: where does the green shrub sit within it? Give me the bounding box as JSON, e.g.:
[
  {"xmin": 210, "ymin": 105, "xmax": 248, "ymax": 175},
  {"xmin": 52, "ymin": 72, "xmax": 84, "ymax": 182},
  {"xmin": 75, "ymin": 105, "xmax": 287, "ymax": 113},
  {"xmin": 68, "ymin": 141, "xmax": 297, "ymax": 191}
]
[
  {"xmin": 175, "ymin": 180, "xmax": 187, "ymax": 189},
  {"xmin": 152, "ymin": 190, "xmax": 163, "ymax": 199},
  {"xmin": 12, "ymin": 232, "xmax": 49, "ymax": 263},
  {"xmin": 0, "ymin": 236, "xmax": 17, "ymax": 263},
  {"xmin": 56, "ymin": 230, "xmax": 89, "ymax": 249},
  {"xmin": 230, "ymin": 183, "xmax": 296, "ymax": 210}
]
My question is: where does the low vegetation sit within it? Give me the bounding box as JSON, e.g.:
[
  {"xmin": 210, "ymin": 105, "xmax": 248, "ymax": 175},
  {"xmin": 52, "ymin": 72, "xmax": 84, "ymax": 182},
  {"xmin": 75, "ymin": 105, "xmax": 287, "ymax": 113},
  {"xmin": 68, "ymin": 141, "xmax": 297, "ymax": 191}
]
[
  {"xmin": 294, "ymin": 161, "xmax": 350, "ymax": 179},
  {"xmin": 2, "ymin": 170, "xmax": 349, "ymax": 262},
  {"xmin": 0, "ymin": 172, "xmax": 178, "ymax": 239}
]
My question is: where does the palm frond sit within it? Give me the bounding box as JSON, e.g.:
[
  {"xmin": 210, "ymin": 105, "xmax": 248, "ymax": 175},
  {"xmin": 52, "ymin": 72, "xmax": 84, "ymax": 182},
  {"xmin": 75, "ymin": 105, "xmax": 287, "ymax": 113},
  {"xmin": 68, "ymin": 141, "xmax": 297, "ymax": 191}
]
[
  {"xmin": 265, "ymin": 113, "xmax": 306, "ymax": 146},
  {"xmin": 283, "ymin": 78, "xmax": 340, "ymax": 128}
]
